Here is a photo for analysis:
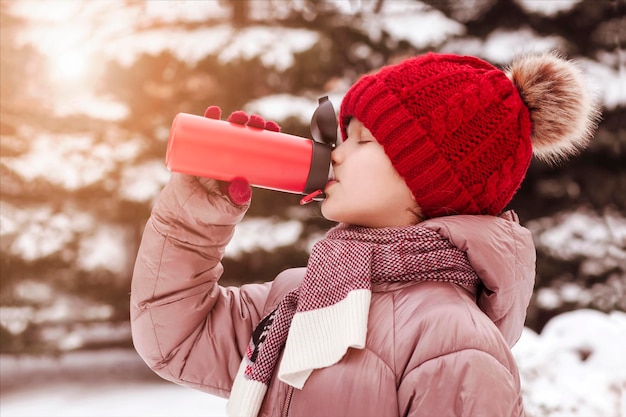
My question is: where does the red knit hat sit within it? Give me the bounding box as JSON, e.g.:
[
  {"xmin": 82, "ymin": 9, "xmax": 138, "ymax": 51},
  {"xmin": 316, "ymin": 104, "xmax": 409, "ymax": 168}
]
[{"xmin": 339, "ymin": 52, "xmax": 599, "ymax": 218}]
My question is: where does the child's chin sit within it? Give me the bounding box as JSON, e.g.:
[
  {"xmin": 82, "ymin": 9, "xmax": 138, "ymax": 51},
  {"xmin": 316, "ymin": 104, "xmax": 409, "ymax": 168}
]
[{"xmin": 320, "ymin": 201, "xmax": 341, "ymax": 223}]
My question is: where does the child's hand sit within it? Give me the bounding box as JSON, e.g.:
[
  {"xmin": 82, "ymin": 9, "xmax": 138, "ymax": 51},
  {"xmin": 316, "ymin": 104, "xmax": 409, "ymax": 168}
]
[{"xmin": 202, "ymin": 106, "xmax": 281, "ymax": 206}]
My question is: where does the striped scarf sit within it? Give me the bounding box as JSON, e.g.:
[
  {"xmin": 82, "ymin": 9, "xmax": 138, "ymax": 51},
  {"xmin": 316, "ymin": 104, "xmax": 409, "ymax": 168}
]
[{"xmin": 227, "ymin": 223, "xmax": 480, "ymax": 417}]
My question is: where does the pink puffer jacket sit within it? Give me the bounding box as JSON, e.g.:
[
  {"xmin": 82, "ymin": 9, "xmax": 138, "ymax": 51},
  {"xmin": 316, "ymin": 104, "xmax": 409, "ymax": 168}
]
[{"xmin": 131, "ymin": 174, "xmax": 535, "ymax": 417}]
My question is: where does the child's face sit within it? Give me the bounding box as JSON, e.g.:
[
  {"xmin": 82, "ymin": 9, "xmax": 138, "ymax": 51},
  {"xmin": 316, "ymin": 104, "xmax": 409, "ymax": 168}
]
[{"xmin": 321, "ymin": 118, "xmax": 419, "ymax": 228}]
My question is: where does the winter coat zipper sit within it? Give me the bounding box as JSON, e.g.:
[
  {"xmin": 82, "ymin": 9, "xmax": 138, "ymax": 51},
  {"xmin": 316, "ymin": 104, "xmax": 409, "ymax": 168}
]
[{"xmin": 282, "ymin": 386, "xmax": 294, "ymax": 417}]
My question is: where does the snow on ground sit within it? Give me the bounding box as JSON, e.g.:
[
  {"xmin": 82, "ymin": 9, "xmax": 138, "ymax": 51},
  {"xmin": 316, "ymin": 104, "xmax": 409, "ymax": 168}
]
[
  {"xmin": 2, "ymin": 309, "xmax": 625, "ymax": 417},
  {"xmin": 1, "ymin": 380, "xmax": 227, "ymax": 417},
  {"xmin": 513, "ymin": 310, "xmax": 626, "ymax": 417},
  {"xmin": 0, "ymin": 348, "xmax": 228, "ymax": 417}
]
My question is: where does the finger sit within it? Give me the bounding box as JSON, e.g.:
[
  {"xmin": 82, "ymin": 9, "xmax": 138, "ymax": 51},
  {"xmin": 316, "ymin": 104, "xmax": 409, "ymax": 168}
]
[
  {"xmin": 247, "ymin": 114, "xmax": 266, "ymax": 129},
  {"xmin": 219, "ymin": 177, "xmax": 252, "ymax": 206},
  {"xmin": 264, "ymin": 120, "xmax": 281, "ymax": 132},
  {"xmin": 227, "ymin": 110, "xmax": 249, "ymax": 125},
  {"xmin": 204, "ymin": 106, "xmax": 222, "ymax": 119}
]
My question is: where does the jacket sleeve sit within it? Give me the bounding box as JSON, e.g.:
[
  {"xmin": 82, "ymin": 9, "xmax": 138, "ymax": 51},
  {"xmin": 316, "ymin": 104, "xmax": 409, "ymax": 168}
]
[
  {"xmin": 130, "ymin": 173, "xmax": 271, "ymax": 398},
  {"xmin": 398, "ymin": 349, "xmax": 524, "ymax": 417}
]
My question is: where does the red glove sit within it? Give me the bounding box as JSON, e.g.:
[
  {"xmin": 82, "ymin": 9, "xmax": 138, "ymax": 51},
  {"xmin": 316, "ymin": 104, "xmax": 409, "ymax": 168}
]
[{"xmin": 203, "ymin": 106, "xmax": 281, "ymax": 206}]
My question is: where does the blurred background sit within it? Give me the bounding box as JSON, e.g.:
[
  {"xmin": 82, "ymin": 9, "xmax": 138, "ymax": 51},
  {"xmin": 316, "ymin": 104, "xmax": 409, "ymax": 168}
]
[{"xmin": 1, "ymin": 0, "xmax": 624, "ymax": 416}]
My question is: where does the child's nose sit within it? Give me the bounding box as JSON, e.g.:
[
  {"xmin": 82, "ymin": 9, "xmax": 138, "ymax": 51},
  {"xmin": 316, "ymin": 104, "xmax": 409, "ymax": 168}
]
[{"xmin": 331, "ymin": 142, "xmax": 345, "ymax": 165}]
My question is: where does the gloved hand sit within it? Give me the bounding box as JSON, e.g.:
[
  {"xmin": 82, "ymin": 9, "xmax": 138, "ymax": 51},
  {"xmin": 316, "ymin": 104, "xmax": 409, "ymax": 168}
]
[{"xmin": 202, "ymin": 106, "xmax": 281, "ymax": 206}]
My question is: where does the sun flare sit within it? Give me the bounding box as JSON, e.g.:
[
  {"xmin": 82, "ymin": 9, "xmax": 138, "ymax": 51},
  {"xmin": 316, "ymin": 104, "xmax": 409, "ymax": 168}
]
[
  {"xmin": 39, "ymin": 24, "xmax": 93, "ymax": 85},
  {"xmin": 50, "ymin": 49, "xmax": 89, "ymax": 82}
]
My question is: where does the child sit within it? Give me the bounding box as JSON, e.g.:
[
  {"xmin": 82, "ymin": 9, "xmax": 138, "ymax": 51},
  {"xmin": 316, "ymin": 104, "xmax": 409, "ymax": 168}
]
[{"xmin": 131, "ymin": 51, "xmax": 599, "ymax": 417}]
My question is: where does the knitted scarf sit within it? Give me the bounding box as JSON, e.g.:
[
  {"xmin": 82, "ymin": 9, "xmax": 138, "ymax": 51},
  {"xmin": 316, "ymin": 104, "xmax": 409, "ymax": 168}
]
[{"xmin": 226, "ymin": 223, "xmax": 480, "ymax": 417}]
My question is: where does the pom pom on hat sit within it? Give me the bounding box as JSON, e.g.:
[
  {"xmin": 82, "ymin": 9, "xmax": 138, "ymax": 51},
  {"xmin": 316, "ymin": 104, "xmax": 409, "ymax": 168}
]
[
  {"xmin": 505, "ymin": 51, "xmax": 601, "ymax": 164},
  {"xmin": 339, "ymin": 51, "xmax": 600, "ymax": 218}
]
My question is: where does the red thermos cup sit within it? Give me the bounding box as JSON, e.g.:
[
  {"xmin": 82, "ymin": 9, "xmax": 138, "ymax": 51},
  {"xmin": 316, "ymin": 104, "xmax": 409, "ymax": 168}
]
[{"xmin": 165, "ymin": 97, "xmax": 337, "ymax": 197}]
